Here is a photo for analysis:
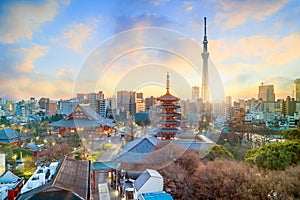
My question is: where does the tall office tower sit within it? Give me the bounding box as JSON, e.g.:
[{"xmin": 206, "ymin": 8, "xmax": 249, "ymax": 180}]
[
  {"xmin": 145, "ymin": 96, "xmax": 156, "ymax": 111},
  {"xmin": 192, "ymin": 86, "xmax": 200, "ymax": 102},
  {"xmin": 27, "ymin": 97, "xmax": 36, "ymax": 114},
  {"xmin": 136, "ymin": 92, "xmax": 145, "ymax": 112},
  {"xmin": 294, "ymin": 78, "xmax": 300, "ymax": 101},
  {"xmin": 38, "ymin": 97, "xmax": 49, "ymax": 109},
  {"xmin": 48, "ymin": 101, "xmax": 57, "ymax": 116},
  {"xmin": 107, "ymin": 97, "xmax": 117, "ymax": 110},
  {"xmin": 258, "ymin": 83, "xmax": 275, "ymax": 101},
  {"xmin": 117, "ymin": 91, "xmax": 136, "ymax": 116},
  {"xmin": 225, "ymin": 96, "xmax": 232, "ymax": 119},
  {"xmin": 86, "ymin": 91, "xmax": 104, "ymax": 112},
  {"xmin": 98, "ymin": 99, "xmax": 106, "ymax": 117},
  {"xmin": 59, "ymin": 99, "xmax": 80, "ymax": 116},
  {"xmin": 38, "ymin": 97, "xmax": 50, "ymax": 114},
  {"xmin": 201, "ymin": 17, "xmax": 210, "ymax": 103}
]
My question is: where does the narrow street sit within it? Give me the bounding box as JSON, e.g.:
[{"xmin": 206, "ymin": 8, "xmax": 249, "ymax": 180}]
[{"xmin": 92, "ymin": 135, "xmax": 123, "ymax": 200}]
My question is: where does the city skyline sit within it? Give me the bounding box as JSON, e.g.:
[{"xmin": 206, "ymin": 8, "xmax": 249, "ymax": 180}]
[{"xmin": 0, "ymin": 0, "xmax": 300, "ymax": 100}]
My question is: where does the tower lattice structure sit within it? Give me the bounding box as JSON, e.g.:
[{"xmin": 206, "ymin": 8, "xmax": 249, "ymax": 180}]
[{"xmin": 201, "ymin": 17, "xmax": 210, "ymax": 103}]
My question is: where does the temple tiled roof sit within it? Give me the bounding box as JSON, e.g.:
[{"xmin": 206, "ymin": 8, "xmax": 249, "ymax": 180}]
[
  {"xmin": 115, "ymin": 136, "xmax": 159, "ymax": 163},
  {"xmin": 158, "ymin": 112, "xmax": 181, "ymax": 116},
  {"xmin": 159, "ymin": 121, "xmax": 180, "ymax": 125},
  {"xmin": 18, "ymin": 157, "xmax": 91, "ymax": 200},
  {"xmin": 49, "ymin": 118, "xmax": 102, "ymax": 128},
  {"xmin": 26, "ymin": 142, "xmax": 41, "ymax": 151},
  {"xmin": 0, "ymin": 128, "xmax": 24, "ymax": 143},
  {"xmin": 157, "ymin": 105, "xmax": 180, "ymax": 109},
  {"xmin": 0, "ymin": 171, "xmax": 21, "ymax": 184},
  {"xmin": 173, "ymin": 139, "xmax": 214, "ymax": 150},
  {"xmin": 91, "ymin": 161, "xmax": 116, "ymax": 171},
  {"xmin": 52, "ymin": 157, "xmax": 90, "ymax": 200},
  {"xmin": 49, "ymin": 104, "xmax": 115, "ymax": 128}
]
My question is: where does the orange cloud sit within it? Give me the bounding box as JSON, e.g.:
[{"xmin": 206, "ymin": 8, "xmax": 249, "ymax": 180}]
[
  {"xmin": 18, "ymin": 43, "xmax": 48, "ymax": 72},
  {"xmin": 53, "ymin": 19, "xmax": 99, "ymax": 52},
  {"xmin": 215, "ymin": 0, "xmax": 288, "ymax": 29}
]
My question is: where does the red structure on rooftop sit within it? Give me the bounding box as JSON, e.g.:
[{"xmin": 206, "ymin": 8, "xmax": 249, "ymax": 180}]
[{"xmin": 157, "ymin": 73, "xmax": 181, "ymax": 140}]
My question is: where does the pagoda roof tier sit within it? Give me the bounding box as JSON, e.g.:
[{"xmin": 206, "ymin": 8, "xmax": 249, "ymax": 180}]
[
  {"xmin": 159, "ymin": 112, "xmax": 181, "ymax": 116},
  {"xmin": 159, "ymin": 120, "xmax": 180, "ymax": 125},
  {"xmin": 157, "ymin": 93, "xmax": 179, "ymax": 102},
  {"xmin": 158, "ymin": 129, "xmax": 180, "ymax": 133},
  {"xmin": 157, "ymin": 105, "xmax": 180, "ymax": 109}
]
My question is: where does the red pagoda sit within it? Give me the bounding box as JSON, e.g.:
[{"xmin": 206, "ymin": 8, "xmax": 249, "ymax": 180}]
[{"xmin": 156, "ymin": 73, "xmax": 181, "ymax": 140}]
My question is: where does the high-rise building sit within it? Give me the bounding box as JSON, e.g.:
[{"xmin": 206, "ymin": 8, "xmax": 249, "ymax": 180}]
[
  {"xmin": 107, "ymin": 97, "xmax": 117, "ymax": 110},
  {"xmin": 38, "ymin": 97, "xmax": 50, "ymax": 112},
  {"xmin": 294, "ymin": 78, "xmax": 300, "ymax": 101},
  {"xmin": 98, "ymin": 99, "xmax": 106, "ymax": 117},
  {"xmin": 258, "ymin": 83, "xmax": 275, "ymax": 102},
  {"xmin": 59, "ymin": 99, "xmax": 79, "ymax": 116},
  {"xmin": 48, "ymin": 101, "xmax": 57, "ymax": 116},
  {"xmin": 283, "ymin": 96, "xmax": 296, "ymax": 116},
  {"xmin": 201, "ymin": 17, "xmax": 210, "ymax": 103},
  {"xmin": 106, "ymin": 97, "xmax": 117, "ymax": 118},
  {"xmin": 145, "ymin": 96, "xmax": 156, "ymax": 111},
  {"xmin": 225, "ymin": 96, "xmax": 232, "ymax": 119},
  {"xmin": 77, "ymin": 91, "xmax": 105, "ymax": 115},
  {"xmin": 117, "ymin": 91, "xmax": 136, "ymax": 116},
  {"xmin": 136, "ymin": 92, "xmax": 145, "ymax": 112},
  {"xmin": 28, "ymin": 97, "xmax": 36, "ymax": 114},
  {"xmin": 192, "ymin": 86, "xmax": 200, "ymax": 102}
]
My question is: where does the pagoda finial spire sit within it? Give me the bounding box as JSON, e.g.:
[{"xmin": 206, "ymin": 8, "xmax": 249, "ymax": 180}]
[{"xmin": 166, "ymin": 72, "xmax": 170, "ymax": 94}]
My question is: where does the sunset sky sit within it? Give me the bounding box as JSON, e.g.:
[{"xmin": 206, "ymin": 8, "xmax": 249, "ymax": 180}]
[{"xmin": 0, "ymin": 0, "xmax": 299, "ymax": 101}]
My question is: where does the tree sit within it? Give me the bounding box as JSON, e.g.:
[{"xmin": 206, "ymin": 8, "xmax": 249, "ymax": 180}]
[
  {"xmin": 143, "ymin": 142, "xmax": 201, "ymax": 199},
  {"xmin": 203, "ymin": 144, "xmax": 234, "ymax": 161},
  {"xmin": 192, "ymin": 160, "xmax": 300, "ymax": 199},
  {"xmin": 193, "ymin": 160, "xmax": 270, "ymax": 199},
  {"xmin": 12, "ymin": 147, "xmax": 33, "ymax": 158},
  {"xmin": 1, "ymin": 144, "xmax": 14, "ymax": 164},
  {"xmin": 50, "ymin": 114, "xmax": 64, "ymax": 122},
  {"xmin": 38, "ymin": 143, "xmax": 72, "ymax": 162},
  {"xmin": 283, "ymin": 128, "xmax": 300, "ymax": 140},
  {"xmin": 244, "ymin": 140, "xmax": 300, "ymax": 170},
  {"xmin": 0, "ymin": 116, "xmax": 10, "ymax": 126}
]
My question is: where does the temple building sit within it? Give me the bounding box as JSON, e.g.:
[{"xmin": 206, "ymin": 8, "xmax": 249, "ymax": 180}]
[
  {"xmin": 0, "ymin": 171, "xmax": 24, "ymax": 200},
  {"xmin": 49, "ymin": 104, "xmax": 115, "ymax": 135},
  {"xmin": 0, "ymin": 128, "xmax": 25, "ymax": 145},
  {"xmin": 156, "ymin": 73, "xmax": 181, "ymax": 140}
]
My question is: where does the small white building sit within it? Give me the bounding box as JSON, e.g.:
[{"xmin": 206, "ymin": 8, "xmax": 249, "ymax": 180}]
[
  {"xmin": 133, "ymin": 169, "xmax": 163, "ymax": 200},
  {"xmin": 21, "ymin": 161, "xmax": 59, "ymax": 194}
]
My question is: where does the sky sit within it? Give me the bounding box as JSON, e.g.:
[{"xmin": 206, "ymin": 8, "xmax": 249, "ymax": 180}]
[{"xmin": 0, "ymin": 0, "xmax": 299, "ymax": 101}]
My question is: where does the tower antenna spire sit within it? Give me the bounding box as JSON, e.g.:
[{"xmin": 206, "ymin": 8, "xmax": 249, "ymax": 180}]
[
  {"xmin": 204, "ymin": 17, "xmax": 207, "ymax": 36},
  {"xmin": 203, "ymin": 16, "xmax": 208, "ymax": 52}
]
